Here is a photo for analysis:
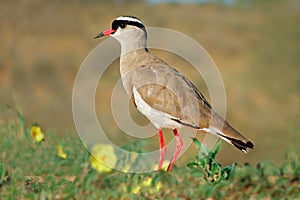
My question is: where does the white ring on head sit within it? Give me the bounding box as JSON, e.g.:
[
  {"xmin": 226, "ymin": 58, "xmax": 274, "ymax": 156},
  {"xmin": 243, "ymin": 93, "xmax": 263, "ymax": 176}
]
[{"xmin": 116, "ymin": 16, "xmax": 143, "ymax": 25}]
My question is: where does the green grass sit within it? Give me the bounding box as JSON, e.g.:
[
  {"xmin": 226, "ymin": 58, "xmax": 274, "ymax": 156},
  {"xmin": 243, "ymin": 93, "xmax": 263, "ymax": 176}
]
[{"xmin": 0, "ymin": 111, "xmax": 299, "ymax": 199}]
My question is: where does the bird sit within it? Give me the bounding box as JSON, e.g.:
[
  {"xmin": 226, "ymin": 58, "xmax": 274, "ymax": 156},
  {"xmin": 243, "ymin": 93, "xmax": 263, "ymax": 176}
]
[{"xmin": 94, "ymin": 16, "xmax": 254, "ymax": 172}]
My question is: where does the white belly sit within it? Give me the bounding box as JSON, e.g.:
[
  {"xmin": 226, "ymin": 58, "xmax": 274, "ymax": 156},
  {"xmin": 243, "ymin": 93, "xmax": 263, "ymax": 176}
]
[{"xmin": 132, "ymin": 86, "xmax": 182, "ymax": 129}]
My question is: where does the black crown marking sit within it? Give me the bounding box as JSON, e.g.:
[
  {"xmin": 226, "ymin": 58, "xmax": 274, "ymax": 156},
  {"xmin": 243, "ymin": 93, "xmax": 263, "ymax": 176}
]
[{"xmin": 112, "ymin": 16, "xmax": 145, "ymax": 31}]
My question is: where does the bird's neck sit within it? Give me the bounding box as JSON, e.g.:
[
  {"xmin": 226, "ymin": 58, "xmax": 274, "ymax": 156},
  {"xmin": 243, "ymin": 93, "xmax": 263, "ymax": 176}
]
[{"xmin": 119, "ymin": 38, "xmax": 147, "ymax": 56}]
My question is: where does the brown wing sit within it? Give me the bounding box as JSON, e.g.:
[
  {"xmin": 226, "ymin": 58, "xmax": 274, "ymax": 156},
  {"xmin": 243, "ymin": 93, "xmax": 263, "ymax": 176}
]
[{"xmin": 122, "ymin": 63, "xmax": 213, "ymax": 128}]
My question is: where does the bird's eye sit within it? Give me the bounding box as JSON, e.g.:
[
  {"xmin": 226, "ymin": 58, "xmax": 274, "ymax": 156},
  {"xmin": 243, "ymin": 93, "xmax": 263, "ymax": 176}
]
[{"xmin": 120, "ymin": 23, "xmax": 126, "ymax": 29}]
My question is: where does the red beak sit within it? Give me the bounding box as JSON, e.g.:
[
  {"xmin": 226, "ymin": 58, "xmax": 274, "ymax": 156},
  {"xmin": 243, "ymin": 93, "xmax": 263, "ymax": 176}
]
[{"xmin": 94, "ymin": 28, "xmax": 116, "ymax": 39}]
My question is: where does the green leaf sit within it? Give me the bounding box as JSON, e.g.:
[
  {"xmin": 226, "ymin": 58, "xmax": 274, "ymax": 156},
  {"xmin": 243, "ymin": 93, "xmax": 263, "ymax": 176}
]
[
  {"xmin": 260, "ymin": 161, "xmax": 280, "ymax": 176},
  {"xmin": 221, "ymin": 163, "xmax": 236, "ymax": 179},
  {"xmin": 209, "ymin": 141, "xmax": 221, "ymax": 158},
  {"xmin": 209, "ymin": 162, "xmax": 220, "ymax": 174},
  {"xmin": 151, "ymin": 173, "xmax": 160, "ymax": 188},
  {"xmin": 281, "ymin": 162, "xmax": 295, "ymax": 176},
  {"xmin": 191, "ymin": 137, "xmax": 203, "ymax": 151},
  {"xmin": 0, "ymin": 162, "xmax": 5, "ymax": 185},
  {"xmin": 276, "ymin": 177, "xmax": 289, "ymax": 186},
  {"xmin": 187, "ymin": 161, "xmax": 199, "ymax": 168},
  {"xmin": 190, "ymin": 168, "xmax": 205, "ymax": 178}
]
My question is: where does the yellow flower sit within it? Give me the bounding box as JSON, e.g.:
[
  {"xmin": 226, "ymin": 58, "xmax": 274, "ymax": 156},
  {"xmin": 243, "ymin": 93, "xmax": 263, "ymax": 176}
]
[
  {"xmin": 131, "ymin": 185, "xmax": 141, "ymax": 194},
  {"xmin": 131, "ymin": 177, "xmax": 163, "ymax": 194},
  {"xmin": 57, "ymin": 145, "xmax": 67, "ymax": 159},
  {"xmin": 30, "ymin": 125, "xmax": 44, "ymax": 142},
  {"xmin": 142, "ymin": 177, "xmax": 152, "ymax": 187},
  {"xmin": 148, "ymin": 178, "xmax": 162, "ymax": 193},
  {"xmin": 89, "ymin": 144, "xmax": 117, "ymax": 174},
  {"xmin": 143, "ymin": 177, "xmax": 162, "ymax": 193}
]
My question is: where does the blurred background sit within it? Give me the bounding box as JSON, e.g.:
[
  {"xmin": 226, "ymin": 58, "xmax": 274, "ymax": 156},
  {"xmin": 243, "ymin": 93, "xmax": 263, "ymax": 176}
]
[{"xmin": 0, "ymin": 0, "xmax": 299, "ymax": 166}]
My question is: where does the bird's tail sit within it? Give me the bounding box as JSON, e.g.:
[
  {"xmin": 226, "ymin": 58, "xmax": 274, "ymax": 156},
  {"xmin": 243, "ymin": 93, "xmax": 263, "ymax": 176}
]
[
  {"xmin": 216, "ymin": 132, "xmax": 254, "ymax": 153},
  {"xmin": 202, "ymin": 121, "xmax": 254, "ymax": 153},
  {"xmin": 172, "ymin": 114, "xmax": 254, "ymax": 153}
]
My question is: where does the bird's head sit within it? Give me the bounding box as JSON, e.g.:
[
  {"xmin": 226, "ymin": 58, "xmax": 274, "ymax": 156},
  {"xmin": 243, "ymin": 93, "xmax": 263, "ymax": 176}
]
[{"xmin": 94, "ymin": 16, "xmax": 147, "ymax": 45}]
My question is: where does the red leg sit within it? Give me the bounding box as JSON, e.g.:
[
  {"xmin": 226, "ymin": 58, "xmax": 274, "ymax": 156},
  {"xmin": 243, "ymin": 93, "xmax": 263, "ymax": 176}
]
[
  {"xmin": 157, "ymin": 128, "xmax": 165, "ymax": 171},
  {"xmin": 167, "ymin": 129, "xmax": 183, "ymax": 172}
]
